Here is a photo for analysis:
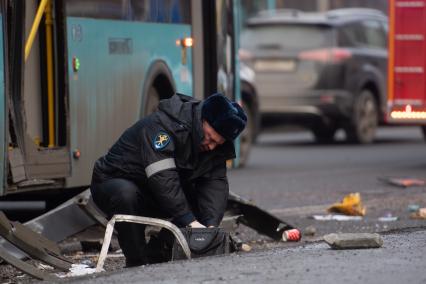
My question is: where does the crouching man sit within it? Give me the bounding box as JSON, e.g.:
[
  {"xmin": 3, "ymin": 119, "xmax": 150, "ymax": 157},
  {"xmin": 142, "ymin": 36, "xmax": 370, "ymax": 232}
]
[{"xmin": 90, "ymin": 93, "xmax": 247, "ymax": 267}]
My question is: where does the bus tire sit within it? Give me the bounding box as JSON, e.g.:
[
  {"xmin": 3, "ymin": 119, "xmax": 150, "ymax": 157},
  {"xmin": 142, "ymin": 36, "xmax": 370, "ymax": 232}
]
[{"xmin": 345, "ymin": 89, "xmax": 378, "ymax": 144}]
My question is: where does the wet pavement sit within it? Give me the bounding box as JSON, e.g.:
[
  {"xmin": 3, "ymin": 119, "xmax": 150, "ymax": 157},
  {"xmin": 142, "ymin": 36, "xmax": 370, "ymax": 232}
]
[{"xmin": 1, "ymin": 126, "xmax": 426, "ymax": 282}]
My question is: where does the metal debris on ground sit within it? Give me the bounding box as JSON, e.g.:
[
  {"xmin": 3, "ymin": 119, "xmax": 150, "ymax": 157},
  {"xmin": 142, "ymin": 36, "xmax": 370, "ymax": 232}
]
[
  {"xmin": 410, "ymin": 208, "xmax": 426, "ymax": 219},
  {"xmin": 227, "ymin": 192, "xmax": 298, "ymax": 241},
  {"xmin": 311, "ymin": 214, "xmax": 363, "ymax": 221},
  {"xmin": 378, "ymin": 176, "xmax": 426, "ymax": 188},
  {"xmin": 323, "ymin": 233, "xmax": 383, "ymax": 249},
  {"xmin": 327, "ymin": 193, "xmax": 366, "ymax": 216},
  {"xmin": 96, "ymin": 215, "xmax": 191, "ymax": 272},
  {"xmin": 0, "ymin": 189, "xmax": 299, "ymax": 280},
  {"xmin": 0, "ymin": 211, "xmax": 73, "ymax": 280}
]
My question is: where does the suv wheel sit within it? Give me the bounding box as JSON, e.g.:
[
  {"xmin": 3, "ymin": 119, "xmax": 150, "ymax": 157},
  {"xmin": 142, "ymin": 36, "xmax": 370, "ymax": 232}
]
[
  {"xmin": 312, "ymin": 124, "xmax": 337, "ymax": 144},
  {"xmin": 421, "ymin": 126, "xmax": 426, "ymax": 141},
  {"xmin": 238, "ymin": 100, "xmax": 253, "ymax": 167},
  {"xmin": 345, "ymin": 90, "xmax": 378, "ymax": 144}
]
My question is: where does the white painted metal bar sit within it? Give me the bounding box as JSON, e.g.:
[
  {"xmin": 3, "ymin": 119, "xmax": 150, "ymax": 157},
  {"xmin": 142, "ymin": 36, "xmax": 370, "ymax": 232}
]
[{"xmin": 96, "ymin": 215, "xmax": 191, "ymax": 272}]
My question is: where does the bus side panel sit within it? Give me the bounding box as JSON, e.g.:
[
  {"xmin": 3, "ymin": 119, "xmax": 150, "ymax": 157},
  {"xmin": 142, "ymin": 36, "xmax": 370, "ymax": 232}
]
[
  {"xmin": 65, "ymin": 18, "xmax": 192, "ymax": 187},
  {"xmin": 0, "ymin": 14, "xmax": 5, "ymax": 195},
  {"xmin": 393, "ymin": 2, "xmax": 426, "ymax": 104}
]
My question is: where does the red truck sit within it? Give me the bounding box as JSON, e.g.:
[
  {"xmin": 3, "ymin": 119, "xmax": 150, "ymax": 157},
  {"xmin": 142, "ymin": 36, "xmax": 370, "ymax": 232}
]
[{"xmin": 387, "ymin": 0, "xmax": 426, "ymax": 135}]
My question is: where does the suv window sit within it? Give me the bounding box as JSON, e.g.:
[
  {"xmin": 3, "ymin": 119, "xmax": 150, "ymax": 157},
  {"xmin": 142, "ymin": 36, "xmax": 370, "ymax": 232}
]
[
  {"xmin": 241, "ymin": 24, "xmax": 333, "ymax": 51},
  {"xmin": 338, "ymin": 23, "xmax": 365, "ymax": 47},
  {"xmin": 338, "ymin": 20, "xmax": 386, "ymax": 49},
  {"xmin": 362, "ymin": 20, "xmax": 387, "ymax": 49}
]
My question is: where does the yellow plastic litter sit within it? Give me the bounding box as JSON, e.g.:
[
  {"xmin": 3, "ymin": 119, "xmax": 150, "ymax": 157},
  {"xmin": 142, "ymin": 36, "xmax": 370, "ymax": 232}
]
[
  {"xmin": 328, "ymin": 193, "xmax": 366, "ymax": 216},
  {"xmin": 410, "ymin": 208, "xmax": 426, "ymax": 219}
]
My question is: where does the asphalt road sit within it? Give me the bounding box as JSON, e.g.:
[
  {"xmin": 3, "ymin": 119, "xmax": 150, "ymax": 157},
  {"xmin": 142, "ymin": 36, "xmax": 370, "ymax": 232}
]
[
  {"xmin": 71, "ymin": 229, "xmax": 426, "ymax": 284},
  {"xmin": 70, "ymin": 126, "xmax": 426, "ymax": 283}
]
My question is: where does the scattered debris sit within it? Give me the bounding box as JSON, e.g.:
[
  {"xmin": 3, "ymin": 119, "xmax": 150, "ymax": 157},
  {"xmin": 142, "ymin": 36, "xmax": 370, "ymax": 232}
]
[
  {"xmin": 378, "ymin": 216, "xmax": 398, "ymax": 222},
  {"xmin": 57, "ymin": 264, "xmax": 97, "ymax": 278},
  {"xmin": 37, "ymin": 263, "xmax": 54, "ymax": 270},
  {"xmin": 312, "ymin": 214, "xmax": 363, "ymax": 221},
  {"xmin": 410, "ymin": 208, "xmax": 426, "ymax": 219},
  {"xmin": 378, "ymin": 212, "xmax": 398, "ymax": 222},
  {"xmin": 0, "ymin": 189, "xmax": 299, "ymax": 280},
  {"xmin": 303, "ymin": 226, "xmax": 316, "ymax": 236},
  {"xmin": 328, "ymin": 193, "xmax": 366, "ymax": 216},
  {"xmin": 241, "ymin": 244, "xmax": 252, "ymax": 252},
  {"xmin": 229, "ymin": 234, "xmax": 252, "ymax": 252},
  {"xmin": 378, "ymin": 176, "xmax": 425, "ymax": 188},
  {"xmin": 407, "ymin": 204, "xmax": 421, "ymax": 213},
  {"xmin": 323, "ymin": 233, "xmax": 383, "ymax": 249}
]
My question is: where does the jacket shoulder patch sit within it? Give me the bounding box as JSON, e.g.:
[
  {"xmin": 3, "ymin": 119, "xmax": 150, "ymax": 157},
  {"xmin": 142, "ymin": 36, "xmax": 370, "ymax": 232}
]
[{"xmin": 153, "ymin": 131, "xmax": 171, "ymax": 150}]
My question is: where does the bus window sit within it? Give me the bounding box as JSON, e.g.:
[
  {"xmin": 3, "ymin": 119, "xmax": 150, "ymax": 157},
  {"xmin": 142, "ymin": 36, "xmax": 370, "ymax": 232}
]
[
  {"xmin": 66, "ymin": 0, "xmax": 129, "ymax": 20},
  {"xmin": 66, "ymin": 0, "xmax": 191, "ymax": 24},
  {"xmin": 129, "ymin": 0, "xmax": 191, "ymax": 24}
]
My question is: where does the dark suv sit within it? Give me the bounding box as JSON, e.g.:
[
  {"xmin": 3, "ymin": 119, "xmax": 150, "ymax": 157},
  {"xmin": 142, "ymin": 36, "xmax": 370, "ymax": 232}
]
[{"xmin": 240, "ymin": 8, "xmax": 388, "ymax": 143}]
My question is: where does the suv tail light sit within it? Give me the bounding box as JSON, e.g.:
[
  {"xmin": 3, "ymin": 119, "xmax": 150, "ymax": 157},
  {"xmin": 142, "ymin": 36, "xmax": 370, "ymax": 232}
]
[{"xmin": 298, "ymin": 48, "xmax": 352, "ymax": 63}]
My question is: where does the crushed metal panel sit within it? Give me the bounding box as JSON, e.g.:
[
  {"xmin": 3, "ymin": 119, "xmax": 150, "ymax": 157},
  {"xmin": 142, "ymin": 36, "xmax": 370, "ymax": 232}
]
[
  {"xmin": 0, "ymin": 189, "xmax": 96, "ymax": 259},
  {"xmin": 77, "ymin": 195, "xmax": 109, "ymax": 227},
  {"xmin": 0, "ymin": 211, "xmax": 72, "ymax": 271},
  {"xmin": 25, "ymin": 189, "xmax": 95, "ymax": 241},
  {"xmin": 8, "ymin": 147, "xmax": 26, "ymax": 183},
  {"xmin": 0, "ymin": 246, "xmax": 57, "ymax": 280},
  {"xmin": 227, "ymin": 191, "xmax": 295, "ymax": 241},
  {"xmin": 23, "ymin": 138, "xmax": 71, "ymax": 180}
]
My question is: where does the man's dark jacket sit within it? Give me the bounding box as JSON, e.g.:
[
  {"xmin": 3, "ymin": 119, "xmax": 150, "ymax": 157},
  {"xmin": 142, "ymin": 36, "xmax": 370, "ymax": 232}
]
[{"xmin": 92, "ymin": 94, "xmax": 236, "ymax": 226}]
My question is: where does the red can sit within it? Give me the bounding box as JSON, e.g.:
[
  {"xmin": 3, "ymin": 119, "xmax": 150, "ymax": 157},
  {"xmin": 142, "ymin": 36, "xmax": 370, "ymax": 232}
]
[{"xmin": 282, "ymin": 229, "xmax": 302, "ymax": 242}]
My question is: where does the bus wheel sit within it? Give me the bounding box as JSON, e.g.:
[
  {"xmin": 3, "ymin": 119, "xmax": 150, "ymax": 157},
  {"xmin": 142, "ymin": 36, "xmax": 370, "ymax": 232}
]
[
  {"xmin": 345, "ymin": 89, "xmax": 378, "ymax": 144},
  {"xmin": 144, "ymin": 85, "xmax": 160, "ymax": 116},
  {"xmin": 239, "ymin": 100, "xmax": 254, "ymax": 167}
]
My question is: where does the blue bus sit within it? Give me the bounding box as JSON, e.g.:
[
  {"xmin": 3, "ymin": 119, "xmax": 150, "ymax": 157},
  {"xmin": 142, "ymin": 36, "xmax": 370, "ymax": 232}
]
[{"xmin": 0, "ymin": 0, "xmax": 258, "ymax": 197}]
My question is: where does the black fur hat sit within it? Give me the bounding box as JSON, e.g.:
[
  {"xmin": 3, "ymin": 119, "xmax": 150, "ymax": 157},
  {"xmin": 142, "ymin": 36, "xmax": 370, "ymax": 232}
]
[{"xmin": 201, "ymin": 93, "xmax": 247, "ymax": 141}]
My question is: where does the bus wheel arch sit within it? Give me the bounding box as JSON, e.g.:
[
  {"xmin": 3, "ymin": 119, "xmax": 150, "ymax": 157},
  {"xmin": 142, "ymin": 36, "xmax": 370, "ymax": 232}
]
[{"xmin": 141, "ymin": 61, "xmax": 176, "ymax": 117}]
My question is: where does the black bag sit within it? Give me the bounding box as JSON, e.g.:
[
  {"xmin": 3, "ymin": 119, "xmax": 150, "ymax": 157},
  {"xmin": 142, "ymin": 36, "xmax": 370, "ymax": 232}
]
[{"xmin": 171, "ymin": 227, "xmax": 230, "ymax": 260}]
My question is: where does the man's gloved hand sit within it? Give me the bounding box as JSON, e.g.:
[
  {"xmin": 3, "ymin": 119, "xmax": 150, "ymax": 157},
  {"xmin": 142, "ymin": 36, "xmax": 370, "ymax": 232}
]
[{"xmin": 189, "ymin": 220, "xmax": 206, "ymax": 228}]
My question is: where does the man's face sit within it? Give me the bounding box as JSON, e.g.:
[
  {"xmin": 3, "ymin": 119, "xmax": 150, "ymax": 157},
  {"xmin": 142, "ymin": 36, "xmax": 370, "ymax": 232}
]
[{"xmin": 200, "ymin": 120, "xmax": 226, "ymax": 152}]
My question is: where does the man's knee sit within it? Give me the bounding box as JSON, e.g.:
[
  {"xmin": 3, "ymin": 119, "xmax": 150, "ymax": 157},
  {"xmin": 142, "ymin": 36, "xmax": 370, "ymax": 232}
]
[{"xmin": 100, "ymin": 179, "xmax": 142, "ymax": 215}]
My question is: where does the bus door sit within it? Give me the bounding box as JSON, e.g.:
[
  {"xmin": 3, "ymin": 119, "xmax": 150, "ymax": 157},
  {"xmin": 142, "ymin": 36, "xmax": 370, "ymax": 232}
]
[
  {"xmin": 0, "ymin": 2, "xmax": 6, "ymax": 195},
  {"xmin": 203, "ymin": 0, "xmax": 242, "ymax": 167},
  {"xmin": 3, "ymin": 0, "xmax": 71, "ymax": 195}
]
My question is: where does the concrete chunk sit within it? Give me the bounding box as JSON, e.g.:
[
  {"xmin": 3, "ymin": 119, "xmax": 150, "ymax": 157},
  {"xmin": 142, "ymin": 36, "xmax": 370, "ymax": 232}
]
[{"xmin": 323, "ymin": 233, "xmax": 383, "ymax": 249}]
